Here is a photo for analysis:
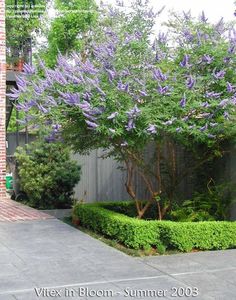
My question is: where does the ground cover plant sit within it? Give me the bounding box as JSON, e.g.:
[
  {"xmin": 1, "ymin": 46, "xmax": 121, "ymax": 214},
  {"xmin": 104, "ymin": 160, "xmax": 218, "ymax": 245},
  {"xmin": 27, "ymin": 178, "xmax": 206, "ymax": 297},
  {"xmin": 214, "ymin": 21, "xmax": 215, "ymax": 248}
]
[{"xmin": 9, "ymin": 0, "xmax": 236, "ymax": 219}]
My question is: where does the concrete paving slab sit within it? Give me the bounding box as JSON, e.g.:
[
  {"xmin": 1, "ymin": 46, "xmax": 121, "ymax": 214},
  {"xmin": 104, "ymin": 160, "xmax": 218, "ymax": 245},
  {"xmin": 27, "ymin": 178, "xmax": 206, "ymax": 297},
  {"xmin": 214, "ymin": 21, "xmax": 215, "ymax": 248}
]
[{"xmin": 0, "ymin": 219, "xmax": 235, "ymax": 300}]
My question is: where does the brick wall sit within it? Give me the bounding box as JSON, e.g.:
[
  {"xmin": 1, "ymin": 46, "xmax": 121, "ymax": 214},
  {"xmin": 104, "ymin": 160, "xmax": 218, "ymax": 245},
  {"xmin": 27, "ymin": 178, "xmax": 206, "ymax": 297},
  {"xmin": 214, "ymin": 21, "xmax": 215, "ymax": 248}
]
[{"xmin": 0, "ymin": 0, "xmax": 6, "ymax": 197}]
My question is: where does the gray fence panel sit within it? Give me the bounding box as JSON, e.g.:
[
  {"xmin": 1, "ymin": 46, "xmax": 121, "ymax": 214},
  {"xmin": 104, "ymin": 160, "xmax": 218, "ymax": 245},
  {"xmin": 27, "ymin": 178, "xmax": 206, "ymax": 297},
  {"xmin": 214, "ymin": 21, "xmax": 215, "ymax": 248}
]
[
  {"xmin": 96, "ymin": 149, "xmax": 129, "ymax": 202},
  {"xmin": 71, "ymin": 151, "xmax": 98, "ymax": 202},
  {"xmin": 71, "ymin": 149, "xmax": 131, "ymax": 202}
]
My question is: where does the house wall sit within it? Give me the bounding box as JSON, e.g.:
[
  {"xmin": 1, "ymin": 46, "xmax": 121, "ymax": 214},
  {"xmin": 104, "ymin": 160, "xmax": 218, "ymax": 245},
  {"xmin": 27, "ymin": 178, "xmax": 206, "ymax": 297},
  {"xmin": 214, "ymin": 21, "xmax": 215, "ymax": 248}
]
[{"xmin": 0, "ymin": 0, "xmax": 6, "ymax": 197}]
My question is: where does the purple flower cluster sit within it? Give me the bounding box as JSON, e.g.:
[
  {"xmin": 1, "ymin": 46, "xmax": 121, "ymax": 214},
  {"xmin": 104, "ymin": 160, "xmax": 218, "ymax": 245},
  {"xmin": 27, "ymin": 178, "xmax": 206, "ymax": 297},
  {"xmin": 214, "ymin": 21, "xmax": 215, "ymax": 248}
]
[
  {"xmin": 157, "ymin": 84, "xmax": 170, "ymax": 95},
  {"xmin": 201, "ymin": 54, "xmax": 214, "ymax": 64},
  {"xmin": 180, "ymin": 54, "xmax": 191, "ymax": 68},
  {"xmin": 186, "ymin": 75, "xmax": 195, "ymax": 89},
  {"xmin": 213, "ymin": 69, "xmax": 226, "ymax": 80},
  {"xmin": 125, "ymin": 105, "xmax": 141, "ymax": 131},
  {"xmin": 147, "ymin": 124, "xmax": 157, "ymax": 134},
  {"xmin": 153, "ymin": 68, "xmax": 168, "ymax": 82},
  {"xmin": 179, "ymin": 95, "xmax": 187, "ymax": 108}
]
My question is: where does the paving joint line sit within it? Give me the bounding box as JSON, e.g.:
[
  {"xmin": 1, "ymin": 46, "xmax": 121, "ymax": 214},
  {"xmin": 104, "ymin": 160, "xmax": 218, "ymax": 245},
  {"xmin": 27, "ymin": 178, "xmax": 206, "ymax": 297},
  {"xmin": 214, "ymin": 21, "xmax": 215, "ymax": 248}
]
[{"xmin": 0, "ymin": 274, "xmax": 169, "ymax": 296}]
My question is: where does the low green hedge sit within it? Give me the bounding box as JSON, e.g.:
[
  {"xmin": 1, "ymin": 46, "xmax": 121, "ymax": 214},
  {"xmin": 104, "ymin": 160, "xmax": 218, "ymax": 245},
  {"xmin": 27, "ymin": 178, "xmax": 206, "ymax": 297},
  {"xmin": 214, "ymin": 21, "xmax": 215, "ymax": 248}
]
[
  {"xmin": 72, "ymin": 202, "xmax": 236, "ymax": 252},
  {"xmin": 72, "ymin": 203, "xmax": 160, "ymax": 249}
]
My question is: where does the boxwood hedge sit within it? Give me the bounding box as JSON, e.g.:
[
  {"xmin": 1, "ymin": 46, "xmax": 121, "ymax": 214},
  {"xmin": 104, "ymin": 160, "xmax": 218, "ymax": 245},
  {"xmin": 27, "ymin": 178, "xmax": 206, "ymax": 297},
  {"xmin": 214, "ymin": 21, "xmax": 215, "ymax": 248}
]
[{"xmin": 72, "ymin": 202, "xmax": 236, "ymax": 252}]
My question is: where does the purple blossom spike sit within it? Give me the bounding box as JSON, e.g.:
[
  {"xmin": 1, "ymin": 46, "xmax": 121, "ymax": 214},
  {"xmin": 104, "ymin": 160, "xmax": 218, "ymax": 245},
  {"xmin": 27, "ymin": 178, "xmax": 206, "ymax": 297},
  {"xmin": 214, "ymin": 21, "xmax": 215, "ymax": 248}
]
[
  {"xmin": 82, "ymin": 92, "xmax": 92, "ymax": 101},
  {"xmin": 85, "ymin": 120, "xmax": 98, "ymax": 129},
  {"xmin": 23, "ymin": 63, "xmax": 36, "ymax": 75},
  {"xmin": 135, "ymin": 31, "xmax": 142, "ymax": 39},
  {"xmin": 213, "ymin": 69, "xmax": 226, "ymax": 79},
  {"xmin": 157, "ymin": 85, "xmax": 170, "ymax": 95},
  {"xmin": 15, "ymin": 103, "xmax": 30, "ymax": 112},
  {"xmin": 147, "ymin": 124, "xmax": 157, "ymax": 134},
  {"xmin": 201, "ymin": 102, "xmax": 210, "ymax": 108},
  {"xmin": 231, "ymin": 96, "xmax": 236, "ymax": 105},
  {"xmin": 202, "ymin": 54, "xmax": 214, "ymax": 64},
  {"xmin": 107, "ymin": 112, "xmax": 118, "ymax": 120},
  {"xmin": 196, "ymin": 30, "xmax": 202, "ymax": 45},
  {"xmin": 32, "ymin": 82, "xmax": 44, "ymax": 96},
  {"xmin": 78, "ymin": 101, "xmax": 91, "ymax": 111},
  {"xmin": 106, "ymin": 69, "xmax": 116, "ymax": 82},
  {"xmin": 223, "ymin": 111, "xmax": 229, "ymax": 119},
  {"xmin": 46, "ymin": 96, "xmax": 57, "ymax": 107},
  {"xmin": 139, "ymin": 90, "xmax": 148, "ymax": 97},
  {"xmin": 126, "ymin": 105, "xmax": 141, "ymax": 118},
  {"xmin": 117, "ymin": 81, "xmax": 130, "ymax": 93},
  {"xmin": 158, "ymin": 32, "xmax": 168, "ymax": 45},
  {"xmin": 224, "ymin": 57, "xmax": 231, "ymax": 64},
  {"xmin": 146, "ymin": 8, "xmax": 158, "ymax": 18},
  {"xmin": 37, "ymin": 104, "xmax": 49, "ymax": 114},
  {"xmin": 182, "ymin": 29, "xmax": 194, "ymax": 42},
  {"xmin": 228, "ymin": 45, "xmax": 235, "ymax": 54},
  {"xmin": 7, "ymin": 87, "xmax": 20, "ymax": 99},
  {"xmin": 16, "ymin": 76, "xmax": 27, "ymax": 92},
  {"xmin": 163, "ymin": 118, "xmax": 176, "ymax": 125},
  {"xmin": 96, "ymin": 86, "xmax": 106, "ymax": 97},
  {"xmin": 183, "ymin": 10, "xmax": 191, "ymax": 21},
  {"xmin": 124, "ymin": 83, "xmax": 129, "ymax": 93},
  {"xmin": 200, "ymin": 11, "xmax": 208, "ymax": 23},
  {"xmin": 218, "ymin": 99, "xmax": 229, "ymax": 108},
  {"xmin": 176, "ymin": 127, "xmax": 182, "ymax": 132},
  {"xmin": 227, "ymin": 82, "xmax": 234, "ymax": 93},
  {"xmin": 180, "ymin": 54, "xmax": 190, "ymax": 68},
  {"xmin": 52, "ymin": 124, "xmax": 61, "ymax": 132},
  {"xmin": 125, "ymin": 119, "xmax": 136, "ymax": 131},
  {"xmin": 83, "ymin": 112, "xmax": 97, "ymax": 122},
  {"xmin": 200, "ymin": 123, "xmax": 208, "ymax": 132},
  {"xmin": 121, "ymin": 69, "xmax": 131, "ymax": 77},
  {"xmin": 59, "ymin": 92, "xmax": 80, "ymax": 106},
  {"xmin": 215, "ymin": 17, "xmax": 225, "ymax": 34},
  {"xmin": 179, "ymin": 95, "xmax": 186, "ymax": 108},
  {"xmin": 153, "ymin": 68, "xmax": 167, "ymax": 82},
  {"xmin": 186, "ymin": 75, "xmax": 195, "ymax": 89},
  {"xmin": 205, "ymin": 91, "xmax": 222, "ymax": 98}
]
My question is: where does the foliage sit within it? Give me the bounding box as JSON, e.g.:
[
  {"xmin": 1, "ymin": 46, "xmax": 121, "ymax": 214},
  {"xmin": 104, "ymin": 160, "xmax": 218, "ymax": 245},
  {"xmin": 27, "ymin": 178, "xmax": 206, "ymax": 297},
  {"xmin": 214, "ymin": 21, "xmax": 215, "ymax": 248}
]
[
  {"xmin": 6, "ymin": 0, "xmax": 46, "ymax": 63},
  {"xmin": 40, "ymin": 0, "xmax": 98, "ymax": 67},
  {"xmin": 10, "ymin": 1, "xmax": 236, "ymax": 218},
  {"xmin": 169, "ymin": 181, "xmax": 235, "ymax": 221},
  {"xmin": 73, "ymin": 202, "xmax": 236, "ymax": 252},
  {"xmin": 15, "ymin": 140, "xmax": 81, "ymax": 209}
]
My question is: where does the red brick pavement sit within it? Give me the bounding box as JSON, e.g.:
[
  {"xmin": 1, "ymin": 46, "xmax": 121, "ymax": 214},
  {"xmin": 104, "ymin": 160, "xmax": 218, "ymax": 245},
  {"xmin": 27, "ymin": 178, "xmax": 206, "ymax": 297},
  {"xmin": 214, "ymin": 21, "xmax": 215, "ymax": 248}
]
[{"xmin": 0, "ymin": 197, "xmax": 54, "ymax": 222}]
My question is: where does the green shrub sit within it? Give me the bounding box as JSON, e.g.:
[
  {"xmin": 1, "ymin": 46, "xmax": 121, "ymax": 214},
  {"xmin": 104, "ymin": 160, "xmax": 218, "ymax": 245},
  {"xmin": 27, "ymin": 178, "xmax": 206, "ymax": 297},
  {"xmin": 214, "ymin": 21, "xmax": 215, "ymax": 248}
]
[
  {"xmin": 169, "ymin": 182, "xmax": 235, "ymax": 222},
  {"xmin": 158, "ymin": 221, "xmax": 236, "ymax": 252},
  {"xmin": 15, "ymin": 140, "xmax": 81, "ymax": 209},
  {"xmin": 73, "ymin": 201, "xmax": 236, "ymax": 252},
  {"xmin": 73, "ymin": 203, "xmax": 160, "ymax": 249}
]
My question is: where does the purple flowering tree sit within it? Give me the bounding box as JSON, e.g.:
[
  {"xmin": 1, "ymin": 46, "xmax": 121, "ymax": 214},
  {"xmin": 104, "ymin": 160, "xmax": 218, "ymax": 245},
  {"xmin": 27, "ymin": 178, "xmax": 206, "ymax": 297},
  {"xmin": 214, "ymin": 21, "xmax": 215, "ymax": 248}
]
[{"xmin": 10, "ymin": 2, "xmax": 236, "ymax": 219}]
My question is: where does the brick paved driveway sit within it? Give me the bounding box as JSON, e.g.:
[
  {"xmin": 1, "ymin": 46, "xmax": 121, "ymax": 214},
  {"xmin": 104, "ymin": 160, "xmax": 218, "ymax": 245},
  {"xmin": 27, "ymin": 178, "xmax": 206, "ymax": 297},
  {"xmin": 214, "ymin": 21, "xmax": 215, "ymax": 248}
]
[{"xmin": 0, "ymin": 198, "xmax": 53, "ymax": 222}]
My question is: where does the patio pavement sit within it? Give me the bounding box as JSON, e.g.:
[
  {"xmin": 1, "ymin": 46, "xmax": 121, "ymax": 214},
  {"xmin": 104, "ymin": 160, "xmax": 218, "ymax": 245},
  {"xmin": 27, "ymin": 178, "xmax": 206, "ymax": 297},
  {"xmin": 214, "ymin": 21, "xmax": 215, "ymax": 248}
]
[
  {"xmin": 0, "ymin": 218, "xmax": 235, "ymax": 300},
  {"xmin": 0, "ymin": 198, "xmax": 54, "ymax": 222}
]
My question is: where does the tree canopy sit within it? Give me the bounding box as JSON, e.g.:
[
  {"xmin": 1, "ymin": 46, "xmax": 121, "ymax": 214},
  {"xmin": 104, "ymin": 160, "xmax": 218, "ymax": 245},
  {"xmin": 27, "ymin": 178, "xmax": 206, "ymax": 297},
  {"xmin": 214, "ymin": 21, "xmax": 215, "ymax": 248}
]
[{"xmin": 9, "ymin": 1, "xmax": 236, "ymax": 218}]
